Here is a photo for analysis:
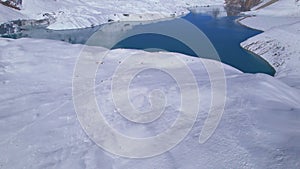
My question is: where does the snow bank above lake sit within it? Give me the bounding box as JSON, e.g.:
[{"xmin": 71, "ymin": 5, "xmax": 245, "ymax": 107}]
[
  {"xmin": 240, "ymin": 0, "xmax": 300, "ymax": 88},
  {"xmin": 0, "ymin": 0, "xmax": 224, "ymax": 30},
  {"xmin": 241, "ymin": 21, "xmax": 300, "ymax": 88},
  {"xmin": 0, "ymin": 38, "xmax": 300, "ymax": 168}
]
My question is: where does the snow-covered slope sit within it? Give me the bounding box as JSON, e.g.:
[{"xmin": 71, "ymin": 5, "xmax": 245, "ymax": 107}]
[
  {"xmin": 240, "ymin": 0, "xmax": 300, "ymax": 88},
  {"xmin": 247, "ymin": 0, "xmax": 300, "ymax": 17},
  {"xmin": 0, "ymin": 0, "xmax": 224, "ymax": 30},
  {"xmin": 0, "ymin": 4, "xmax": 27, "ymax": 23},
  {"xmin": 241, "ymin": 22, "xmax": 300, "ymax": 88},
  {"xmin": 0, "ymin": 38, "xmax": 300, "ymax": 168}
]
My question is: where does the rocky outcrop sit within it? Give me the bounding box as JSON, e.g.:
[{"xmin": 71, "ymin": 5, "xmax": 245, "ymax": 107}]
[
  {"xmin": 0, "ymin": 19, "xmax": 50, "ymax": 37},
  {"xmin": 0, "ymin": 0, "xmax": 22, "ymax": 10},
  {"xmin": 225, "ymin": 0, "xmax": 261, "ymax": 15}
]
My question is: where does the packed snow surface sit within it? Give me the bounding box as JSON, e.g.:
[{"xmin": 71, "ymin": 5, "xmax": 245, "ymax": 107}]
[
  {"xmin": 0, "ymin": 38, "xmax": 300, "ymax": 168},
  {"xmin": 0, "ymin": 0, "xmax": 224, "ymax": 30}
]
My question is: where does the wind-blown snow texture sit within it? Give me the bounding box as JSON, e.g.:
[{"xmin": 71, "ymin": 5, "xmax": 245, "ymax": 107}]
[
  {"xmin": 240, "ymin": 0, "xmax": 300, "ymax": 88},
  {"xmin": 0, "ymin": 38, "xmax": 300, "ymax": 168},
  {"xmin": 0, "ymin": 0, "xmax": 224, "ymax": 30}
]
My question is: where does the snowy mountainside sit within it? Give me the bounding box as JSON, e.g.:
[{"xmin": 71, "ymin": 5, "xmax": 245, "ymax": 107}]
[
  {"xmin": 247, "ymin": 0, "xmax": 300, "ymax": 17},
  {"xmin": 0, "ymin": 0, "xmax": 225, "ymax": 30},
  {"xmin": 0, "ymin": 38, "xmax": 300, "ymax": 168}
]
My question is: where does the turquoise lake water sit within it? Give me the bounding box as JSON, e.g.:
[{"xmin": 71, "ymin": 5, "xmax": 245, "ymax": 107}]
[{"xmin": 1, "ymin": 13, "xmax": 275, "ymax": 75}]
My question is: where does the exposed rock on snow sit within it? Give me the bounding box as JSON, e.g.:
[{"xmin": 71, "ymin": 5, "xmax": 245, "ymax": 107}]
[
  {"xmin": 0, "ymin": 0, "xmax": 22, "ymax": 10},
  {"xmin": 0, "ymin": 38, "xmax": 300, "ymax": 168},
  {"xmin": 225, "ymin": 0, "xmax": 261, "ymax": 15}
]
